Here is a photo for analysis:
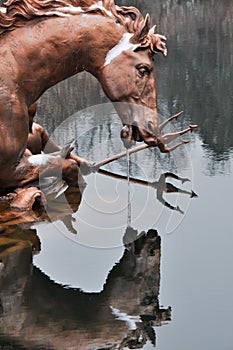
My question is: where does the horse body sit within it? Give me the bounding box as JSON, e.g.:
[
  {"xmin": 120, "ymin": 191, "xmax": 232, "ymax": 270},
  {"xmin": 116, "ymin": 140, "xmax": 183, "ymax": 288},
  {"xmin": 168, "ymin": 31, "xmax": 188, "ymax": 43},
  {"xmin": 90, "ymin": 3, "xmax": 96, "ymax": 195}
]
[
  {"xmin": 0, "ymin": 11, "xmax": 122, "ymax": 188},
  {"xmin": 0, "ymin": 14, "xmax": 120, "ymax": 102},
  {"xmin": 0, "ymin": 0, "xmax": 196, "ymax": 190}
]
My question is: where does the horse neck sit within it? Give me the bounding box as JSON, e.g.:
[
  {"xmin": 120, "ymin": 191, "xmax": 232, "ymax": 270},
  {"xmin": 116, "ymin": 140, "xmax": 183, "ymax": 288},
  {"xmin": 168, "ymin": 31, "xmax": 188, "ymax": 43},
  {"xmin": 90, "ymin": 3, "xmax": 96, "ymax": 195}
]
[
  {"xmin": 14, "ymin": 14, "xmax": 125, "ymax": 99},
  {"xmin": 70, "ymin": 14, "xmax": 125, "ymax": 75}
]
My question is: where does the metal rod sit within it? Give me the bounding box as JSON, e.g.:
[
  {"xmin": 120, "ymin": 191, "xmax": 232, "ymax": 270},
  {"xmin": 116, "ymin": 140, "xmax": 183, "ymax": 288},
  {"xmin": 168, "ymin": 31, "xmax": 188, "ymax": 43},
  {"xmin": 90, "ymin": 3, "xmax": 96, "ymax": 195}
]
[
  {"xmin": 93, "ymin": 143, "xmax": 150, "ymax": 170},
  {"xmin": 91, "ymin": 110, "xmax": 187, "ymax": 170}
]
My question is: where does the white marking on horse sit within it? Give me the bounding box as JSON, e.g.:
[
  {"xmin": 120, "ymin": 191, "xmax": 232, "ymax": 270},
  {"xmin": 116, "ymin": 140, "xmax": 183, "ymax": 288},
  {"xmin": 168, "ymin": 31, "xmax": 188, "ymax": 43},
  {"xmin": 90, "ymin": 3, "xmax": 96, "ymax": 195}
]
[
  {"xmin": 104, "ymin": 33, "xmax": 139, "ymax": 66},
  {"xmin": 45, "ymin": 2, "xmax": 112, "ymax": 18},
  {"xmin": 0, "ymin": 6, "xmax": 6, "ymax": 13},
  {"xmin": 46, "ymin": 6, "xmax": 84, "ymax": 17},
  {"xmin": 89, "ymin": 0, "xmax": 113, "ymax": 17}
]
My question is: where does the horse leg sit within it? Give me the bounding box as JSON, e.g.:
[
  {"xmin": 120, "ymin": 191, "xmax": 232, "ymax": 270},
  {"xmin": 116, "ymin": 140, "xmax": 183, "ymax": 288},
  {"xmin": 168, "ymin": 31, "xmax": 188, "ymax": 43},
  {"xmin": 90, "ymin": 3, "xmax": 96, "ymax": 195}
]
[
  {"xmin": 0, "ymin": 99, "xmax": 40, "ymax": 189},
  {"xmin": 40, "ymin": 159, "xmax": 87, "ymax": 189},
  {"xmin": 61, "ymin": 160, "xmax": 87, "ymax": 189}
]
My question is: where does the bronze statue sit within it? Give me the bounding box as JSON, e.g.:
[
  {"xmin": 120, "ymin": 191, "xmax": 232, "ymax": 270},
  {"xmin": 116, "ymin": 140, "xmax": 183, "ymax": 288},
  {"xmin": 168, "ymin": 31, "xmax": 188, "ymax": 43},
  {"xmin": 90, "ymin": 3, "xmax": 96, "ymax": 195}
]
[{"xmin": 0, "ymin": 0, "xmax": 197, "ymax": 191}]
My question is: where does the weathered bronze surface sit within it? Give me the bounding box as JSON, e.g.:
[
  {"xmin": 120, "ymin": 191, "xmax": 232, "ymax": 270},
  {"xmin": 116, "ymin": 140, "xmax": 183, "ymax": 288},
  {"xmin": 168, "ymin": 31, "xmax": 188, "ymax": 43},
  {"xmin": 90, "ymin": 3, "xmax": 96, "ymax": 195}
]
[{"xmin": 0, "ymin": 0, "xmax": 196, "ymax": 192}]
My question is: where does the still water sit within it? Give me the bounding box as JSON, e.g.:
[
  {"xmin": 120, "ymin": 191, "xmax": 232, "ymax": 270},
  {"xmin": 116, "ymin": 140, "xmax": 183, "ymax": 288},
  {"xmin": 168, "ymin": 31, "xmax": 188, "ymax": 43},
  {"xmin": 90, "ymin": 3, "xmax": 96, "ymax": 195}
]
[{"xmin": 0, "ymin": 0, "xmax": 233, "ymax": 349}]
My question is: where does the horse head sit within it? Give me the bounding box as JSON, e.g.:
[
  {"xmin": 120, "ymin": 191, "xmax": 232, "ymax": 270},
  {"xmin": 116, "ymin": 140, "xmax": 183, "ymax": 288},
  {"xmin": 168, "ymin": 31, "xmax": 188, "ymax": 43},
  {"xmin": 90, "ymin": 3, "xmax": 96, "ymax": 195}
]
[{"xmin": 99, "ymin": 13, "xmax": 167, "ymax": 148}]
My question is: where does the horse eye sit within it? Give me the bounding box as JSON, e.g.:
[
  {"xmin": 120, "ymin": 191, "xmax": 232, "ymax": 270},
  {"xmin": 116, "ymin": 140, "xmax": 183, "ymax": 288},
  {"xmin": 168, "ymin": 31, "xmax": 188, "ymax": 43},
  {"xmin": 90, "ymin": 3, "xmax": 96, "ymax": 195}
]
[{"xmin": 137, "ymin": 65, "xmax": 150, "ymax": 77}]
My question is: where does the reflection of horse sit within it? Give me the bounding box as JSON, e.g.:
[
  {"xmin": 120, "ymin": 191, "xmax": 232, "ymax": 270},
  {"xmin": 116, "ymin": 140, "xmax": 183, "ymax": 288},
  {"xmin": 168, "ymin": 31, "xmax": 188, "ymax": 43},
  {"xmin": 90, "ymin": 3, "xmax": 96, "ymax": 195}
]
[
  {"xmin": 0, "ymin": 227, "xmax": 170, "ymax": 349},
  {"xmin": 0, "ymin": 0, "xmax": 196, "ymax": 190},
  {"xmin": 0, "ymin": 186, "xmax": 83, "ymax": 233}
]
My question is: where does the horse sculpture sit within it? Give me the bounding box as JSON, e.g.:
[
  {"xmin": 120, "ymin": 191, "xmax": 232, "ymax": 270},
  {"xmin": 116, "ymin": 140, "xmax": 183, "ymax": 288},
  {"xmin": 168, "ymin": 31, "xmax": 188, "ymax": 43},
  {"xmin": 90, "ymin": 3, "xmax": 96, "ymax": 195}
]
[{"xmin": 0, "ymin": 0, "xmax": 197, "ymax": 191}]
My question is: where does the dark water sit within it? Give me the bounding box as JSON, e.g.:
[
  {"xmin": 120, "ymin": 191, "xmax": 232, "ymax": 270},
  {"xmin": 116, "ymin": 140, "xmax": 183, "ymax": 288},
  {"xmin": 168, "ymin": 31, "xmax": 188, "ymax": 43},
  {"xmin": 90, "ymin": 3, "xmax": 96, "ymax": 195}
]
[{"xmin": 0, "ymin": 0, "xmax": 233, "ymax": 349}]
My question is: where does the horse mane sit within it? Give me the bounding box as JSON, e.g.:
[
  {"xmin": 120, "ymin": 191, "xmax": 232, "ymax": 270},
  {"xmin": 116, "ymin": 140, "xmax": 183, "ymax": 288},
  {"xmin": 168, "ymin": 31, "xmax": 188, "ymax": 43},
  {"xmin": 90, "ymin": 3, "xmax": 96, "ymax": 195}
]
[{"xmin": 0, "ymin": 0, "xmax": 148, "ymax": 41}]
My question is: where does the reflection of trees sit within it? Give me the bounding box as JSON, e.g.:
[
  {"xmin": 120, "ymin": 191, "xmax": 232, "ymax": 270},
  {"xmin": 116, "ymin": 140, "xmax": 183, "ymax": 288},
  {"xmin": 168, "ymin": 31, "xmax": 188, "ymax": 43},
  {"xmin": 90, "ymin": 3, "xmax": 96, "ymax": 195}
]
[
  {"xmin": 37, "ymin": 73, "xmax": 109, "ymax": 135},
  {"xmin": 153, "ymin": 0, "xmax": 233, "ymax": 156},
  {"xmin": 0, "ymin": 228, "xmax": 170, "ymax": 349},
  {"xmin": 36, "ymin": 0, "xmax": 233, "ymax": 175},
  {"xmin": 39, "ymin": 103, "xmax": 193, "ymax": 180}
]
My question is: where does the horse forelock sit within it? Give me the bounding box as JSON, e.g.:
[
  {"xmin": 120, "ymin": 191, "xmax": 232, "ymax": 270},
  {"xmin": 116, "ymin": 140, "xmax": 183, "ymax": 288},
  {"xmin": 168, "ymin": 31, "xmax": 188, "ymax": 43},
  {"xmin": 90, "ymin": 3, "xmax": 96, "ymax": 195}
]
[{"xmin": 0, "ymin": 0, "xmax": 151, "ymax": 42}]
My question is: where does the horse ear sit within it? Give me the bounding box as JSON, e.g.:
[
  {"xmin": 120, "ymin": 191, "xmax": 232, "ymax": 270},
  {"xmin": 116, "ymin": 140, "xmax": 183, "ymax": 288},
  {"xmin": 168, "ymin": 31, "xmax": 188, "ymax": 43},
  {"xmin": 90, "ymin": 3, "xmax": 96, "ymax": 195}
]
[{"xmin": 133, "ymin": 13, "xmax": 150, "ymax": 43}]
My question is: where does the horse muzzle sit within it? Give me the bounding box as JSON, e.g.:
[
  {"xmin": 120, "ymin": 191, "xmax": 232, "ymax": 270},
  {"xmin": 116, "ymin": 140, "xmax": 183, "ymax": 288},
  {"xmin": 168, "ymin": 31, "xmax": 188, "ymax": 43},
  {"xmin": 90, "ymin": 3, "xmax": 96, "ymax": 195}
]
[{"xmin": 121, "ymin": 124, "xmax": 157, "ymax": 149}]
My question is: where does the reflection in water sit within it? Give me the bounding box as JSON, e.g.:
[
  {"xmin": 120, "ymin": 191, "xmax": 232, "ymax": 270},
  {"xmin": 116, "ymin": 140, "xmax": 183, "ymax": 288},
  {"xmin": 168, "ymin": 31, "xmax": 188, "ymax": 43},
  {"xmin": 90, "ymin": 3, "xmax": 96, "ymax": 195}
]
[
  {"xmin": 0, "ymin": 169, "xmax": 197, "ymax": 348},
  {"xmin": 100, "ymin": 169, "xmax": 197, "ymax": 215},
  {"xmin": 126, "ymin": 150, "xmax": 132, "ymax": 228},
  {"xmin": 0, "ymin": 223, "xmax": 170, "ymax": 349},
  {"xmin": 0, "ymin": 186, "xmax": 83, "ymax": 235}
]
